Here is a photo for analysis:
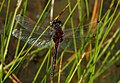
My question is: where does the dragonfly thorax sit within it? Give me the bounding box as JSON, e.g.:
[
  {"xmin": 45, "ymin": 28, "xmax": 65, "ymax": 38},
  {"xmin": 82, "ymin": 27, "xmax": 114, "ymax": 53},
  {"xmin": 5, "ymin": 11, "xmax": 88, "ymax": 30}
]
[{"xmin": 51, "ymin": 19, "xmax": 63, "ymax": 45}]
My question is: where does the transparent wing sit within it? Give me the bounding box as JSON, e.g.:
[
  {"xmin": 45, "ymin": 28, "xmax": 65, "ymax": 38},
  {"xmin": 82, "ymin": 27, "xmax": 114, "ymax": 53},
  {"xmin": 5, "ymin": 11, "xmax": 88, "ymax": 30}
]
[
  {"xmin": 12, "ymin": 29, "xmax": 51, "ymax": 48},
  {"xmin": 63, "ymin": 21, "xmax": 103, "ymax": 39},
  {"xmin": 16, "ymin": 14, "xmax": 50, "ymax": 36},
  {"xmin": 59, "ymin": 21, "xmax": 103, "ymax": 50}
]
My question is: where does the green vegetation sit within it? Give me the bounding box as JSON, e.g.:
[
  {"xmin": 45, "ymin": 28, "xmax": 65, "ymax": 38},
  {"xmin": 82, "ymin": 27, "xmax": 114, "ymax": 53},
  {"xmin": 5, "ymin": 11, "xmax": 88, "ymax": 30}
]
[{"xmin": 0, "ymin": 0, "xmax": 120, "ymax": 83}]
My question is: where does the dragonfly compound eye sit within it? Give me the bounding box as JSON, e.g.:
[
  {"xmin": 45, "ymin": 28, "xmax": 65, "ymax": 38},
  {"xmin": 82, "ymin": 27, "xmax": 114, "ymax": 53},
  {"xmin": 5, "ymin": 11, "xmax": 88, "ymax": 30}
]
[{"xmin": 52, "ymin": 19, "xmax": 62, "ymax": 26}]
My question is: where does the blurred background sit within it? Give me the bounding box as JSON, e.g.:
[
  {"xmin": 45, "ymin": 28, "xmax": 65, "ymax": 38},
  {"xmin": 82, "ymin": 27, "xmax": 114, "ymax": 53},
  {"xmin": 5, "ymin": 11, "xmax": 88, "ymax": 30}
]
[{"xmin": 0, "ymin": 0, "xmax": 120, "ymax": 83}]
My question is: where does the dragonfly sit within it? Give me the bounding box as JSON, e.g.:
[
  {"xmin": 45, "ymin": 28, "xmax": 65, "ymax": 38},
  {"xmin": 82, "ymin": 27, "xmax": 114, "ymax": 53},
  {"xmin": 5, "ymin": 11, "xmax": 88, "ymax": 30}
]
[
  {"xmin": 12, "ymin": 15, "xmax": 102, "ymax": 76},
  {"xmin": 12, "ymin": 7, "xmax": 102, "ymax": 77}
]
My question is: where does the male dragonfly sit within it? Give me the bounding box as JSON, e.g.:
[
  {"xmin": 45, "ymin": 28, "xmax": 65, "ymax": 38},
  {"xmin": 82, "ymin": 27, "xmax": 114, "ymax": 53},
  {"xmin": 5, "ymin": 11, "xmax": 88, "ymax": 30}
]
[{"xmin": 12, "ymin": 6, "xmax": 102, "ymax": 76}]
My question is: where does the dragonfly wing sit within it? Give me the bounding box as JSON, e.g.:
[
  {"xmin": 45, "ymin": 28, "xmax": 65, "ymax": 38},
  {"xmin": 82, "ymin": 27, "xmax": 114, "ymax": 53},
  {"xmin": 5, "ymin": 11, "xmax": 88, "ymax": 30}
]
[
  {"xmin": 59, "ymin": 35, "xmax": 91, "ymax": 51},
  {"xmin": 12, "ymin": 29, "xmax": 51, "ymax": 48},
  {"xmin": 63, "ymin": 21, "xmax": 103, "ymax": 39},
  {"xmin": 60, "ymin": 21, "xmax": 103, "ymax": 50},
  {"xmin": 16, "ymin": 14, "xmax": 50, "ymax": 36}
]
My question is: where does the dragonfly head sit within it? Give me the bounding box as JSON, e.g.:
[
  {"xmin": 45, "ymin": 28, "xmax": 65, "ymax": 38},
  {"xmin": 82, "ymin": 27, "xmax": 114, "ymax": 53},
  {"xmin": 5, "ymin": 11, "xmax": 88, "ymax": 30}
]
[{"xmin": 51, "ymin": 19, "xmax": 62, "ymax": 27}]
